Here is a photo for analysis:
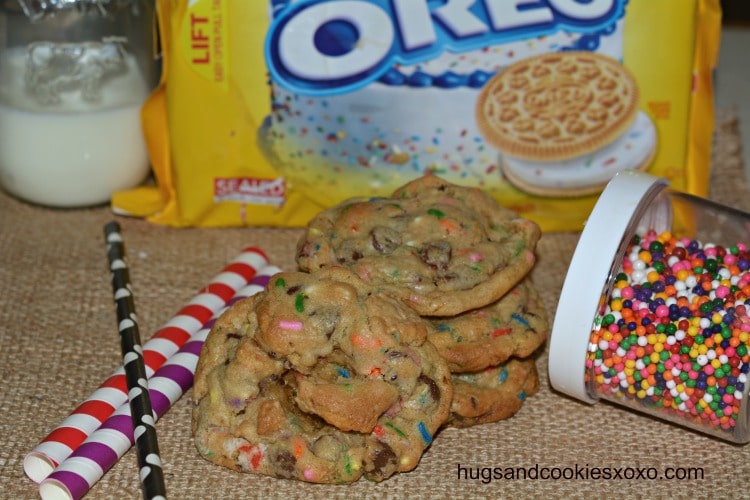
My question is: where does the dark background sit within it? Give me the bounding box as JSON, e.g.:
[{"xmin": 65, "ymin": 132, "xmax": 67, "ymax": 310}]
[{"xmin": 722, "ymin": 0, "xmax": 750, "ymax": 24}]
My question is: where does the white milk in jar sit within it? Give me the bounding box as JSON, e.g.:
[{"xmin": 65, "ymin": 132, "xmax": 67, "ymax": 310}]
[
  {"xmin": 0, "ymin": 0, "xmax": 157, "ymax": 208},
  {"xmin": 0, "ymin": 47, "xmax": 150, "ymax": 207}
]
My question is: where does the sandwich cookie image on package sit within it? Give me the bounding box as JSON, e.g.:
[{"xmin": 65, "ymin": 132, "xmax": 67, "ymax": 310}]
[
  {"xmin": 261, "ymin": 0, "xmax": 633, "ymax": 204},
  {"xmin": 476, "ymin": 50, "xmax": 657, "ymax": 197}
]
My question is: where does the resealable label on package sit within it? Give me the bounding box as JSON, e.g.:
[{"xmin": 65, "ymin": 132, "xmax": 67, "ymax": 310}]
[{"xmin": 113, "ymin": 0, "xmax": 722, "ymax": 230}]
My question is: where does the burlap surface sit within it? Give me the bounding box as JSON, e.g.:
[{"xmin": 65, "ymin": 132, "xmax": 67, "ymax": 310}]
[{"xmin": 1, "ymin": 112, "xmax": 747, "ymax": 499}]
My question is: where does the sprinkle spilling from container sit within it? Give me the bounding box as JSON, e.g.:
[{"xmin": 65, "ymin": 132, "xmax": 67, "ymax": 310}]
[{"xmin": 587, "ymin": 230, "xmax": 750, "ymax": 435}]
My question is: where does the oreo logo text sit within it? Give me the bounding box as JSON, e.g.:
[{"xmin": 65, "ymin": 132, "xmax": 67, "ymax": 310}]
[{"xmin": 266, "ymin": 0, "xmax": 625, "ymax": 95}]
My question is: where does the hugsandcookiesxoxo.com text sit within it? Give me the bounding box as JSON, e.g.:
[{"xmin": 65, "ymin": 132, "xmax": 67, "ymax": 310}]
[{"xmin": 456, "ymin": 463, "xmax": 704, "ymax": 483}]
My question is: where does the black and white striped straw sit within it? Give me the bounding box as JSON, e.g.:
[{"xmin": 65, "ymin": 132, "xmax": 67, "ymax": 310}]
[{"xmin": 104, "ymin": 221, "xmax": 167, "ymax": 500}]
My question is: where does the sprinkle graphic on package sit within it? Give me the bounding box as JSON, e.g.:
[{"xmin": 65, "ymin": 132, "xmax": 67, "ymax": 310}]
[
  {"xmin": 263, "ymin": 1, "xmax": 628, "ymax": 196},
  {"xmin": 117, "ymin": 0, "xmax": 720, "ymax": 230}
]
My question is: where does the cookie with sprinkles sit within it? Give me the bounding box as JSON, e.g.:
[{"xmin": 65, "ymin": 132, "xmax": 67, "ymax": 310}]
[
  {"xmin": 447, "ymin": 358, "xmax": 539, "ymax": 428},
  {"xmin": 427, "ymin": 279, "xmax": 549, "ymax": 373},
  {"xmin": 192, "ymin": 267, "xmax": 453, "ymax": 484},
  {"xmin": 296, "ymin": 175, "xmax": 540, "ymax": 317}
]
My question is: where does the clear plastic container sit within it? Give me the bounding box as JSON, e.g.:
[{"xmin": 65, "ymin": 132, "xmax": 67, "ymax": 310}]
[
  {"xmin": 549, "ymin": 170, "xmax": 750, "ymax": 443},
  {"xmin": 0, "ymin": 0, "xmax": 157, "ymax": 207}
]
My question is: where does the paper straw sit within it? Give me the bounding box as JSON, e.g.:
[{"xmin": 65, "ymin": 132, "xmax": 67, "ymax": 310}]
[
  {"xmin": 104, "ymin": 222, "xmax": 167, "ymax": 500},
  {"xmin": 39, "ymin": 267, "xmax": 280, "ymax": 500},
  {"xmin": 24, "ymin": 246, "xmax": 269, "ymax": 483}
]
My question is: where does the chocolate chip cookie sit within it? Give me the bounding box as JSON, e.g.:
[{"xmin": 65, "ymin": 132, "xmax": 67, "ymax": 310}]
[
  {"xmin": 427, "ymin": 279, "xmax": 548, "ymax": 373},
  {"xmin": 192, "ymin": 267, "xmax": 452, "ymax": 483},
  {"xmin": 447, "ymin": 358, "xmax": 539, "ymax": 428},
  {"xmin": 296, "ymin": 175, "xmax": 540, "ymax": 316}
]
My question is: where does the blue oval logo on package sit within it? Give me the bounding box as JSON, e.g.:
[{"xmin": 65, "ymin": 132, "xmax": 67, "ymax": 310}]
[{"xmin": 266, "ymin": 0, "xmax": 627, "ymax": 96}]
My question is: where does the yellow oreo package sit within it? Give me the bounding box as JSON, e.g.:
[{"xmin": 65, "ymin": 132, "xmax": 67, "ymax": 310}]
[{"xmin": 113, "ymin": 0, "xmax": 721, "ymax": 230}]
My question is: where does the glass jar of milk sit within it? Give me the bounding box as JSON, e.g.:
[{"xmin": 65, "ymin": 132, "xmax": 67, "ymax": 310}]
[{"xmin": 0, "ymin": 0, "xmax": 157, "ymax": 207}]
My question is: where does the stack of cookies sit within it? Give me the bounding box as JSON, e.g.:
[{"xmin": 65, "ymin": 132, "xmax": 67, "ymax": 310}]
[
  {"xmin": 192, "ymin": 175, "xmax": 548, "ymax": 484},
  {"xmin": 295, "ymin": 175, "xmax": 549, "ymax": 428},
  {"xmin": 426, "ymin": 279, "xmax": 548, "ymax": 428}
]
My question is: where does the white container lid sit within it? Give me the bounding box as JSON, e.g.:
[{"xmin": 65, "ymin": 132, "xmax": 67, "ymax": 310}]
[{"xmin": 548, "ymin": 171, "xmax": 671, "ymax": 403}]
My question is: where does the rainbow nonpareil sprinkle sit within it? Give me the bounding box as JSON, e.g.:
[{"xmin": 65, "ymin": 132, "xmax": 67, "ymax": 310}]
[{"xmin": 587, "ymin": 230, "xmax": 750, "ymax": 435}]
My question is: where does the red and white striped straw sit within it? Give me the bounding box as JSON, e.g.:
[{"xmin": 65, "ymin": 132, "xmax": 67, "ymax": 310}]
[
  {"xmin": 39, "ymin": 267, "xmax": 280, "ymax": 500},
  {"xmin": 24, "ymin": 247, "xmax": 269, "ymax": 483}
]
